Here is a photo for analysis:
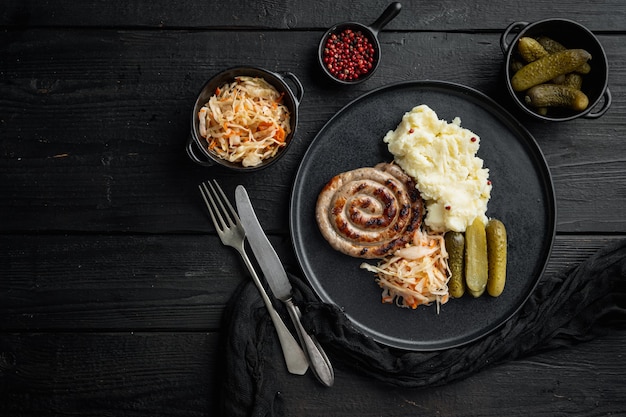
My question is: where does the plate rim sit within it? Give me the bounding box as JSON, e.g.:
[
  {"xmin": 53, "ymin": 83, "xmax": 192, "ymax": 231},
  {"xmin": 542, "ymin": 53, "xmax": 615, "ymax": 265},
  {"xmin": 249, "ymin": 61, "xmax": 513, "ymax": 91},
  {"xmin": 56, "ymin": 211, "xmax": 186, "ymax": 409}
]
[{"xmin": 289, "ymin": 80, "xmax": 557, "ymax": 351}]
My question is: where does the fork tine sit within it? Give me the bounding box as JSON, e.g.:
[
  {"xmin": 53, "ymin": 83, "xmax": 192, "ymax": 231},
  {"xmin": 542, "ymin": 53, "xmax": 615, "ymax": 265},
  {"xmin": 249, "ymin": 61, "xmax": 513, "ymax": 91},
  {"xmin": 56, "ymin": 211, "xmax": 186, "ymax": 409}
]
[
  {"xmin": 207, "ymin": 179, "xmax": 240, "ymax": 228},
  {"xmin": 199, "ymin": 181, "xmax": 229, "ymax": 233}
]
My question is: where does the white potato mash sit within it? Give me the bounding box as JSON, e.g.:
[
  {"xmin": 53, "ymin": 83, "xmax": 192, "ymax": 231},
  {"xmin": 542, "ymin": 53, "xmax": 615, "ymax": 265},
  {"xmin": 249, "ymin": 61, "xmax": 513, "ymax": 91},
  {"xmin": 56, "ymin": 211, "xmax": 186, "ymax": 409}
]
[{"xmin": 383, "ymin": 104, "xmax": 492, "ymax": 233}]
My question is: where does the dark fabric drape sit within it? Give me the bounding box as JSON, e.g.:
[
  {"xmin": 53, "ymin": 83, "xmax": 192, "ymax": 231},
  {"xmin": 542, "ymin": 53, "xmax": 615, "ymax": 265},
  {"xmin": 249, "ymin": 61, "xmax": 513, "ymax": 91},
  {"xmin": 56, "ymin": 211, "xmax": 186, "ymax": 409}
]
[{"xmin": 221, "ymin": 239, "xmax": 626, "ymax": 417}]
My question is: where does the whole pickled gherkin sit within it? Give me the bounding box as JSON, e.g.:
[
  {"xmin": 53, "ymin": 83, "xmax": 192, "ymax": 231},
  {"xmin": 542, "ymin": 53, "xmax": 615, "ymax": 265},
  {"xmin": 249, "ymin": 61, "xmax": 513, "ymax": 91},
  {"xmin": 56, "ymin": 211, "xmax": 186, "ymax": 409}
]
[
  {"xmin": 445, "ymin": 231, "xmax": 465, "ymax": 298},
  {"xmin": 525, "ymin": 84, "xmax": 589, "ymax": 111},
  {"xmin": 464, "ymin": 217, "xmax": 488, "ymax": 298},
  {"xmin": 467, "ymin": 287, "xmax": 485, "ymax": 298},
  {"xmin": 535, "ymin": 36, "xmax": 567, "ymax": 54},
  {"xmin": 511, "ymin": 49, "xmax": 591, "ymax": 92},
  {"xmin": 563, "ymin": 73, "xmax": 584, "ymax": 90},
  {"xmin": 486, "ymin": 219, "xmax": 508, "ymax": 297},
  {"xmin": 536, "ymin": 36, "xmax": 592, "ymax": 74},
  {"xmin": 517, "ymin": 37, "xmax": 549, "ymax": 63}
]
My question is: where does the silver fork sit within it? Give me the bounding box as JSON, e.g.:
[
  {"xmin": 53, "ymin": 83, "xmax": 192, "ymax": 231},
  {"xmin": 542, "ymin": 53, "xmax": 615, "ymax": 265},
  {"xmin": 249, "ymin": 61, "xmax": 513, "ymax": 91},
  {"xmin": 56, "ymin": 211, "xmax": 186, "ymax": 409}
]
[{"xmin": 199, "ymin": 180, "xmax": 309, "ymax": 375}]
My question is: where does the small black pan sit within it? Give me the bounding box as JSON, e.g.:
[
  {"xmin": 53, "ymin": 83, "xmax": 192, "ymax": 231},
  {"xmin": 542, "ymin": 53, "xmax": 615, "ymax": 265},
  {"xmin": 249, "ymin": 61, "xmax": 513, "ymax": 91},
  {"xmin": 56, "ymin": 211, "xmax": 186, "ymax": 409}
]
[
  {"xmin": 318, "ymin": 2, "xmax": 402, "ymax": 85},
  {"xmin": 500, "ymin": 19, "xmax": 611, "ymax": 121},
  {"xmin": 187, "ymin": 66, "xmax": 304, "ymax": 171}
]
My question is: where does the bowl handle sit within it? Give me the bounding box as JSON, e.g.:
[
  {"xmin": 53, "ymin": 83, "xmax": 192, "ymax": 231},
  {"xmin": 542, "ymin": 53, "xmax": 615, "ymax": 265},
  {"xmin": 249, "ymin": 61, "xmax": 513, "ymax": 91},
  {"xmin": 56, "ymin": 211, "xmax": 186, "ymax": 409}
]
[
  {"xmin": 584, "ymin": 88, "xmax": 612, "ymax": 119},
  {"xmin": 281, "ymin": 71, "xmax": 305, "ymax": 105},
  {"xmin": 500, "ymin": 21, "xmax": 528, "ymax": 54},
  {"xmin": 368, "ymin": 2, "xmax": 402, "ymax": 36},
  {"xmin": 186, "ymin": 135, "xmax": 215, "ymax": 167}
]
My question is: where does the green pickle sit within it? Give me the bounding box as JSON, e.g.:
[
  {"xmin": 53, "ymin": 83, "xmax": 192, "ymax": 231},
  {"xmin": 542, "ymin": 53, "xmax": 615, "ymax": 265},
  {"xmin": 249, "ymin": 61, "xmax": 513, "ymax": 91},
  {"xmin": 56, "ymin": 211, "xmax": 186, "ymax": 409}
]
[
  {"xmin": 536, "ymin": 36, "xmax": 592, "ymax": 74},
  {"xmin": 535, "ymin": 36, "xmax": 567, "ymax": 54},
  {"xmin": 467, "ymin": 287, "xmax": 485, "ymax": 298},
  {"xmin": 444, "ymin": 231, "xmax": 465, "ymax": 298},
  {"xmin": 517, "ymin": 37, "xmax": 549, "ymax": 62},
  {"xmin": 486, "ymin": 219, "xmax": 508, "ymax": 297},
  {"xmin": 511, "ymin": 49, "xmax": 591, "ymax": 92},
  {"xmin": 563, "ymin": 73, "xmax": 584, "ymax": 90},
  {"xmin": 525, "ymin": 84, "xmax": 589, "ymax": 111},
  {"xmin": 464, "ymin": 217, "xmax": 488, "ymax": 298}
]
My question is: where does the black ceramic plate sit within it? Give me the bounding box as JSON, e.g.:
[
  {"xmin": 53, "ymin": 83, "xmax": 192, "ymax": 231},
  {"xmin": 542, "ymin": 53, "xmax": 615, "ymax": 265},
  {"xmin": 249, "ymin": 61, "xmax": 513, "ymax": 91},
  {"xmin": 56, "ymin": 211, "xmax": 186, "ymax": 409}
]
[{"xmin": 290, "ymin": 81, "xmax": 556, "ymax": 351}]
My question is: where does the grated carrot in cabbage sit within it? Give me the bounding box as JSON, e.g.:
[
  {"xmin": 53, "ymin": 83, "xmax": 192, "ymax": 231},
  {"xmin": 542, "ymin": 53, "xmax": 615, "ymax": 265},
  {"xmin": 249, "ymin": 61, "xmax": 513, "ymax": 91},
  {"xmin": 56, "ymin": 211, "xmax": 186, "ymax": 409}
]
[
  {"xmin": 198, "ymin": 76, "xmax": 291, "ymax": 167},
  {"xmin": 360, "ymin": 226, "xmax": 451, "ymax": 312}
]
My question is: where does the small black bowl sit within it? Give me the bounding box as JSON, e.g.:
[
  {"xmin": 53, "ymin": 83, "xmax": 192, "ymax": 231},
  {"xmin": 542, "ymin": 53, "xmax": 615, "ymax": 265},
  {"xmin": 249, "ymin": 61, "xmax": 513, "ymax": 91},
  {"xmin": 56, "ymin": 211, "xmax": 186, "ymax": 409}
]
[
  {"xmin": 318, "ymin": 2, "xmax": 401, "ymax": 85},
  {"xmin": 501, "ymin": 18, "xmax": 611, "ymax": 122},
  {"xmin": 187, "ymin": 66, "xmax": 303, "ymax": 171}
]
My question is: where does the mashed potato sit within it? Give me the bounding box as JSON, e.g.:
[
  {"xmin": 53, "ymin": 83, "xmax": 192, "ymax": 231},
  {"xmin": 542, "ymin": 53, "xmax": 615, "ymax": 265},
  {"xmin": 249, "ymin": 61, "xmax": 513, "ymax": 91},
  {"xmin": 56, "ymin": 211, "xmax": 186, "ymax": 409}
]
[{"xmin": 383, "ymin": 104, "xmax": 492, "ymax": 233}]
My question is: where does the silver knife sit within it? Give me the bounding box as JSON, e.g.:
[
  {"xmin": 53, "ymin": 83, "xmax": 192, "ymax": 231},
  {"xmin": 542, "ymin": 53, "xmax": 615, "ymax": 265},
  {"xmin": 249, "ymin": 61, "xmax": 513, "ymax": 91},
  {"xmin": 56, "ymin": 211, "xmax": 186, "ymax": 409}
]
[{"xmin": 235, "ymin": 185, "xmax": 334, "ymax": 387}]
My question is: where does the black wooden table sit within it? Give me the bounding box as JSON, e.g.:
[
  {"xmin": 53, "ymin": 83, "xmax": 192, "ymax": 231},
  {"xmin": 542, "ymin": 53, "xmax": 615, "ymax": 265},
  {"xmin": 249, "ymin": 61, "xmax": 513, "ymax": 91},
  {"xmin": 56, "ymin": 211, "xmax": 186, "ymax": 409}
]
[{"xmin": 1, "ymin": 1, "xmax": 625, "ymax": 415}]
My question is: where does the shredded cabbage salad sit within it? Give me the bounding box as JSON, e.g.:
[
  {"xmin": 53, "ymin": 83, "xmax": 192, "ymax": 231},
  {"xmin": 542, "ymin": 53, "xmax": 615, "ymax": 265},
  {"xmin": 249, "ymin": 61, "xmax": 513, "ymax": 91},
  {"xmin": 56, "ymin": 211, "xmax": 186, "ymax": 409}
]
[
  {"xmin": 360, "ymin": 227, "xmax": 450, "ymax": 312},
  {"xmin": 198, "ymin": 76, "xmax": 291, "ymax": 167}
]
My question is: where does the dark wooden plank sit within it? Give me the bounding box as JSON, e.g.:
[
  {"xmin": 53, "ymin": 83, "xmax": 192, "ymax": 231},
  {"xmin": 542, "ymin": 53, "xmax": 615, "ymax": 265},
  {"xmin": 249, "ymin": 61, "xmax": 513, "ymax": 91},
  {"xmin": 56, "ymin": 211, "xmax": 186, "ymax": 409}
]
[
  {"xmin": 0, "ymin": 234, "xmax": 248, "ymax": 331},
  {"xmin": 0, "ymin": 332, "xmax": 221, "ymax": 417},
  {"xmin": 281, "ymin": 330, "xmax": 626, "ymax": 416},
  {"xmin": 0, "ymin": 329, "xmax": 624, "ymax": 416},
  {"xmin": 1, "ymin": 0, "xmax": 625, "ymax": 31},
  {"xmin": 0, "ymin": 233, "xmax": 295, "ymax": 331},
  {"xmin": 1, "ymin": 30, "xmax": 625, "ymax": 233},
  {"xmin": 0, "ymin": 2, "xmax": 623, "ymax": 417},
  {"xmin": 1, "ymin": 234, "xmax": 622, "ymax": 331}
]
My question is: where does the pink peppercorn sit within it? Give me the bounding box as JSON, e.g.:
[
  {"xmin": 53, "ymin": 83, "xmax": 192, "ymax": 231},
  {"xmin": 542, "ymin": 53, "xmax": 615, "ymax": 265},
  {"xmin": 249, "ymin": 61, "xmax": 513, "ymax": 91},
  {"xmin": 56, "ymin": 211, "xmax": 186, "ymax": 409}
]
[{"xmin": 322, "ymin": 28, "xmax": 376, "ymax": 81}]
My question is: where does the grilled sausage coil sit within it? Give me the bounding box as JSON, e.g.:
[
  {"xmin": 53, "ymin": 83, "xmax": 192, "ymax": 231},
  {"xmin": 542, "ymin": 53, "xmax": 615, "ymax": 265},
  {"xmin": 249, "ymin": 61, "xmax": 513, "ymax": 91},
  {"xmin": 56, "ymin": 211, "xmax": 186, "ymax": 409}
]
[{"xmin": 315, "ymin": 163, "xmax": 423, "ymax": 259}]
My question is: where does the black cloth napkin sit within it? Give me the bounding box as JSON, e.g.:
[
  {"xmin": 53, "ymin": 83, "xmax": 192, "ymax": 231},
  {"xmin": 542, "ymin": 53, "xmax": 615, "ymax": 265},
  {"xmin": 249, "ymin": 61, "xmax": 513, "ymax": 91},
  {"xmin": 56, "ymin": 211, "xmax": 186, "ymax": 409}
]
[{"xmin": 220, "ymin": 239, "xmax": 626, "ymax": 417}]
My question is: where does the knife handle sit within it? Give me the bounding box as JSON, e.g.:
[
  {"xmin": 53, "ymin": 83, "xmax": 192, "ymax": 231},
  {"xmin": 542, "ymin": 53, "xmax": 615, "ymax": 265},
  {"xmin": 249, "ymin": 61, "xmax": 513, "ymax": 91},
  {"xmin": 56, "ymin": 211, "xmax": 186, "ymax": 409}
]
[
  {"xmin": 285, "ymin": 298, "xmax": 335, "ymax": 387},
  {"xmin": 239, "ymin": 251, "xmax": 309, "ymax": 375}
]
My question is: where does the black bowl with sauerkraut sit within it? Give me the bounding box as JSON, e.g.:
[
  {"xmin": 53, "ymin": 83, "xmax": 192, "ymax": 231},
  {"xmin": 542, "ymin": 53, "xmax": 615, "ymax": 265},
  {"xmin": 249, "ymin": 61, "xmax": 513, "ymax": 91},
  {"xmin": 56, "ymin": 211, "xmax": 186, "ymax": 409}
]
[{"xmin": 187, "ymin": 66, "xmax": 303, "ymax": 171}]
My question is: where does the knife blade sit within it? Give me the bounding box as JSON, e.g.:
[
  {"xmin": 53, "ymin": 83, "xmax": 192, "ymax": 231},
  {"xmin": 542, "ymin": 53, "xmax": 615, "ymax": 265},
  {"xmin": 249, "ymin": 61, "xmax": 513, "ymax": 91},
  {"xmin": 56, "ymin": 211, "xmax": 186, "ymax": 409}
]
[{"xmin": 235, "ymin": 185, "xmax": 334, "ymax": 387}]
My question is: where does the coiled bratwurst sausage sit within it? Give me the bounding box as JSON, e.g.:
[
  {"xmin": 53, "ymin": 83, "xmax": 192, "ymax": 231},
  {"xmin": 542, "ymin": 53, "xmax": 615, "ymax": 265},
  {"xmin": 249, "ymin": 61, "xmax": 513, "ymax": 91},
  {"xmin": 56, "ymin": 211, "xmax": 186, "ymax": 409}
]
[{"xmin": 315, "ymin": 163, "xmax": 423, "ymax": 259}]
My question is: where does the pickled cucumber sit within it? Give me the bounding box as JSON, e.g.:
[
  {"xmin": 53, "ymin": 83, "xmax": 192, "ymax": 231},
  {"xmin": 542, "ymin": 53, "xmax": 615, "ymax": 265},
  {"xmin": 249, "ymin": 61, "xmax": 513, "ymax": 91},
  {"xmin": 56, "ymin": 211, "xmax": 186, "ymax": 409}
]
[
  {"xmin": 525, "ymin": 84, "xmax": 589, "ymax": 111},
  {"xmin": 467, "ymin": 287, "xmax": 485, "ymax": 298},
  {"xmin": 465, "ymin": 217, "xmax": 488, "ymax": 298},
  {"xmin": 516, "ymin": 37, "xmax": 565, "ymax": 85},
  {"xmin": 518, "ymin": 37, "xmax": 549, "ymax": 62},
  {"xmin": 535, "ymin": 36, "xmax": 566, "ymax": 54},
  {"xmin": 445, "ymin": 231, "xmax": 465, "ymax": 298},
  {"xmin": 563, "ymin": 73, "xmax": 584, "ymax": 90},
  {"xmin": 510, "ymin": 58, "xmax": 524, "ymax": 73},
  {"xmin": 511, "ymin": 49, "xmax": 592, "ymax": 92},
  {"xmin": 486, "ymin": 219, "xmax": 507, "ymax": 297},
  {"xmin": 536, "ymin": 36, "xmax": 592, "ymax": 74}
]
